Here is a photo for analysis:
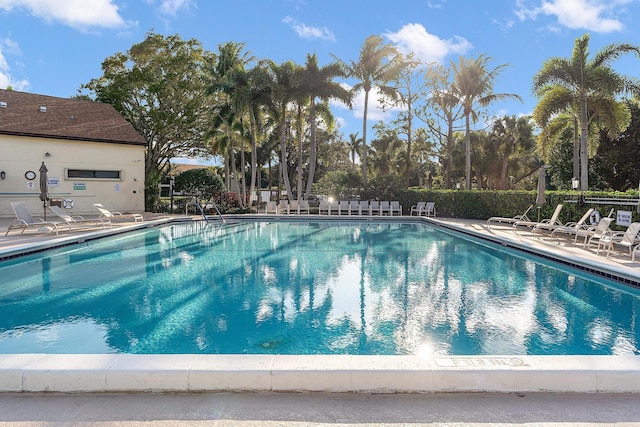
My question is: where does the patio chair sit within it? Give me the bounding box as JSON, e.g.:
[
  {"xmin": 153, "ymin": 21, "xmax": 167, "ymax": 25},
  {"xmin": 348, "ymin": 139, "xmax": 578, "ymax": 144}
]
[
  {"xmin": 390, "ymin": 201, "xmax": 402, "ymax": 216},
  {"xmin": 49, "ymin": 205, "xmax": 111, "ymax": 230},
  {"xmin": 583, "ymin": 217, "xmax": 614, "ymax": 249},
  {"xmin": 93, "ymin": 203, "xmax": 144, "ymax": 223},
  {"xmin": 369, "ymin": 200, "xmax": 381, "ymax": 215},
  {"xmin": 289, "ymin": 200, "xmax": 300, "ymax": 214},
  {"xmin": 359, "ymin": 200, "xmax": 369, "ymax": 215},
  {"xmin": 298, "ymin": 200, "xmax": 310, "ymax": 214},
  {"xmin": 487, "ymin": 205, "xmax": 534, "ymax": 228},
  {"xmin": 535, "ymin": 208, "xmax": 594, "ymax": 238},
  {"xmin": 379, "ymin": 201, "xmax": 391, "ymax": 216},
  {"xmin": 277, "ymin": 199, "xmax": 290, "ymax": 215},
  {"xmin": 513, "ymin": 204, "xmax": 563, "ymax": 234},
  {"xmin": 410, "ymin": 202, "xmax": 426, "ymax": 216},
  {"xmin": 598, "ymin": 222, "xmax": 640, "ymax": 258},
  {"xmin": 348, "ymin": 200, "xmax": 361, "ymax": 215},
  {"xmin": 318, "ymin": 200, "xmax": 330, "ymax": 215},
  {"xmin": 5, "ymin": 201, "xmax": 67, "ymax": 236},
  {"xmin": 264, "ymin": 201, "xmax": 277, "ymax": 214},
  {"xmin": 422, "ymin": 202, "xmax": 436, "ymax": 217},
  {"xmin": 338, "ymin": 201, "xmax": 349, "ymax": 215}
]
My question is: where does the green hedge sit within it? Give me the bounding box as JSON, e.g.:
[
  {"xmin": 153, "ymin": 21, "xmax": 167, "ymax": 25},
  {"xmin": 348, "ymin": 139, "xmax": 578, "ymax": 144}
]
[{"xmin": 398, "ymin": 189, "xmax": 640, "ymax": 224}]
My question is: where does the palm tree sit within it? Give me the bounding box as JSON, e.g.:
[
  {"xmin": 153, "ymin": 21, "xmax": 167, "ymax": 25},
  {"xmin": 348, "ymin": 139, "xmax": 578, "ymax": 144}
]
[
  {"xmin": 334, "ymin": 35, "xmax": 402, "ymax": 188},
  {"xmin": 300, "ymin": 53, "xmax": 351, "ymax": 197},
  {"xmin": 451, "ymin": 54, "xmax": 522, "ymax": 190},
  {"xmin": 533, "ymin": 33, "xmax": 640, "ymax": 190},
  {"xmin": 347, "ymin": 132, "xmax": 362, "ymax": 166},
  {"xmin": 490, "ymin": 115, "xmax": 535, "ymax": 189}
]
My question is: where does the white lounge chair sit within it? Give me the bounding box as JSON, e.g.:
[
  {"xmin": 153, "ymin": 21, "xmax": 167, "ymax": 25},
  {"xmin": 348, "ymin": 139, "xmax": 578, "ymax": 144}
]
[
  {"xmin": 298, "ymin": 200, "xmax": 310, "ymax": 214},
  {"xmin": 93, "ymin": 203, "xmax": 144, "ymax": 222},
  {"xmin": 410, "ymin": 202, "xmax": 426, "ymax": 216},
  {"xmin": 379, "ymin": 201, "xmax": 391, "ymax": 216},
  {"xmin": 264, "ymin": 201, "xmax": 277, "ymax": 214},
  {"xmin": 338, "ymin": 201, "xmax": 349, "ymax": 215},
  {"xmin": 359, "ymin": 200, "xmax": 369, "ymax": 215},
  {"xmin": 487, "ymin": 205, "xmax": 534, "ymax": 228},
  {"xmin": 598, "ymin": 222, "xmax": 640, "ymax": 258},
  {"xmin": 513, "ymin": 204, "xmax": 563, "ymax": 234},
  {"xmin": 583, "ymin": 217, "xmax": 614, "ymax": 249},
  {"xmin": 422, "ymin": 202, "xmax": 436, "ymax": 217},
  {"xmin": 348, "ymin": 200, "xmax": 361, "ymax": 215},
  {"xmin": 369, "ymin": 200, "xmax": 381, "ymax": 215},
  {"xmin": 535, "ymin": 208, "xmax": 594, "ymax": 238},
  {"xmin": 390, "ymin": 201, "xmax": 402, "ymax": 216},
  {"xmin": 318, "ymin": 200, "xmax": 330, "ymax": 215},
  {"xmin": 289, "ymin": 200, "xmax": 300, "ymax": 214},
  {"xmin": 5, "ymin": 201, "xmax": 67, "ymax": 235},
  {"xmin": 277, "ymin": 200, "xmax": 289, "ymax": 215},
  {"xmin": 49, "ymin": 205, "xmax": 111, "ymax": 230}
]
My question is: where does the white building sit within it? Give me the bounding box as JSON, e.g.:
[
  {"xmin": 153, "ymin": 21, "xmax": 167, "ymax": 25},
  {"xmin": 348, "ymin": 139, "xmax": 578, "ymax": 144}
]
[{"xmin": 0, "ymin": 89, "xmax": 146, "ymax": 217}]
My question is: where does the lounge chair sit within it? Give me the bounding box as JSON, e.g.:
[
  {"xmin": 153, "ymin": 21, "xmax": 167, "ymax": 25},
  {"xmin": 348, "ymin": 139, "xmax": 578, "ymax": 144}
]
[
  {"xmin": 513, "ymin": 204, "xmax": 563, "ymax": 234},
  {"xmin": 298, "ymin": 200, "xmax": 310, "ymax": 214},
  {"xmin": 348, "ymin": 200, "xmax": 361, "ymax": 215},
  {"xmin": 93, "ymin": 203, "xmax": 144, "ymax": 222},
  {"xmin": 338, "ymin": 201, "xmax": 349, "ymax": 215},
  {"xmin": 410, "ymin": 202, "xmax": 426, "ymax": 216},
  {"xmin": 277, "ymin": 200, "xmax": 289, "ymax": 215},
  {"xmin": 487, "ymin": 205, "xmax": 534, "ymax": 228},
  {"xmin": 583, "ymin": 217, "xmax": 614, "ymax": 249},
  {"xmin": 318, "ymin": 200, "xmax": 331, "ymax": 215},
  {"xmin": 5, "ymin": 201, "xmax": 68, "ymax": 235},
  {"xmin": 390, "ymin": 201, "xmax": 402, "ymax": 216},
  {"xmin": 289, "ymin": 200, "xmax": 300, "ymax": 214},
  {"xmin": 359, "ymin": 200, "xmax": 369, "ymax": 215},
  {"xmin": 379, "ymin": 201, "xmax": 391, "ymax": 216},
  {"xmin": 535, "ymin": 208, "xmax": 594, "ymax": 238},
  {"xmin": 49, "ymin": 205, "xmax": 111, "ymax": 230},
  {"xmin": 264, "ymin": 201, "xmax": 277, "ymax": 214},
  {"xmin": 422, "ymin": 202, "xmax": 436, "ymax": 217},
  {"xmin": 598, "ymin": 222, "xmax": 640, "ymax": 258},
  {"xmin": 369, "ymin": 200, "xmax": 381, "ymax": 215}
]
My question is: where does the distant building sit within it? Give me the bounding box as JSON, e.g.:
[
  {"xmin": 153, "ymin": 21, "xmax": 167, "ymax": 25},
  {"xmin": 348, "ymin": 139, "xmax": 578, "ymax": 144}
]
[{"xmin": 0, "ymin": 89, "xmax": 146, "ymax": 217}]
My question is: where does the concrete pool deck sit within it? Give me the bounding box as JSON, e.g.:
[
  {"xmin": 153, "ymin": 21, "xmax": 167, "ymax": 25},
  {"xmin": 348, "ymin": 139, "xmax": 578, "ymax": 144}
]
[{"xmin": 0, "ymin": 214, "xmax": 639, "ymax": 425}]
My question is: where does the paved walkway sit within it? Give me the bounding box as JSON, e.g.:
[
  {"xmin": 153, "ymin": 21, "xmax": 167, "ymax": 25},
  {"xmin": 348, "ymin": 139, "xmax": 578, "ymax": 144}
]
[{"xmin": 1, "ymin": 214, "xmax": 639, "ymax": 426}]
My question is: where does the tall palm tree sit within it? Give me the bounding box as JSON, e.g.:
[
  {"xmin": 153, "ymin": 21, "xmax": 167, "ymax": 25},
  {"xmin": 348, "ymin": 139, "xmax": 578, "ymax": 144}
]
[
  {"xmin": 334, "ymin": 35, "xmax": 402, "ymax": 188},
  {"xmin": 301, "ymin": 53, "xmax": 351, "ymax": 197},
  {"xmin": 533, "ymin": 34, "xmax": 640, "ymax": 190},
  {"xmin": 347, "ymin": 132, "xmax": 362, "ymax": 166},
  {"xmin": 451, "ymin": 54, "xmax": 522, "ymax": 190}
]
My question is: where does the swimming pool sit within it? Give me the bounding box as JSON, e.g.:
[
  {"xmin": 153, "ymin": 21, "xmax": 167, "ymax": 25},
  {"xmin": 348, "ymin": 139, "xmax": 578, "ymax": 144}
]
[{"xmin": 1, "ymin": 219, "xmax": 638, "ymax": 357}]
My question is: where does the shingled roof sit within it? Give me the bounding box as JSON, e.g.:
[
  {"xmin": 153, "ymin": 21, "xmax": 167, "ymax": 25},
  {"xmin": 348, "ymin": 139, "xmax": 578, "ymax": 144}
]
[{"xmin": 0, "ymin": 89, "xmax": 146, "ymax": 145}]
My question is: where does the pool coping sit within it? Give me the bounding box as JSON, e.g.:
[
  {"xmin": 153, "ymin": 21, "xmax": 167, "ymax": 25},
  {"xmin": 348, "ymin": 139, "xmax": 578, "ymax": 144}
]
[{"xmin": 1, "ymin": 215, "xmax": 639, "ymax": 394}]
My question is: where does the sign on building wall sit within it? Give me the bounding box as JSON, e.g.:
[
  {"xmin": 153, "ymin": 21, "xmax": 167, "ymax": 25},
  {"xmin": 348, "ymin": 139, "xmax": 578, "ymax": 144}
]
[
  {"xmin": 48, "ymin": 177, "xmax": 59, "ymax": 187},
  {"xmin": 73, "ymin": 182, "xmax": 86, "ymax": 191},
  {"xmin": 617, "ymin": 210, "xmax": 632, "ymax": 227},
  {"xmin": 114, "ymin": 183, "xmax": 121, "ymax": 191}
]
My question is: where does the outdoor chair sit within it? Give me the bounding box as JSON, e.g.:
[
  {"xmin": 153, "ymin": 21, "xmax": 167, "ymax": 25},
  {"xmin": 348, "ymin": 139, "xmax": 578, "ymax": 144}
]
[
  {"xmin": 379, "ymin": 201, "xmax": 391, "ymax": 215},
  {"xmin": 49, "ymin": 205, "xmax": 111, "ymax": 230},
  {"xmin": 598, "ymin": 222, "xmax": 640, "ymax": 258},
  {"xmin": 369, "ymin": 200, "xmax": 381, "ymax": 215},
  {"xmin": 486, "ymin": 205, "xmax": 533, "ymax": 228},
  {"xmin": 93, "ymin": 203, "xmax": 144, "ymax": 222},
  {"xmin": 298, "ymin": 200, "xmax": 310, "ymax": 214},
  {"xmin": 5, "ymin": 201, "xmax": 67, "ymax": 236},
  {"xmin": 359, "ymin": 200, "xmax": 369, "ymax": 215},
  {"xmin": 338, "ymin": 201, "xmax": 349, "ymax": 215},
  {"xmin": 422, "ymin": 202, "xmax": 436, "ymax": 217},
  {"xmin": 390, "ymin": 201, "xmax": 402, "ymax": 216},
  {"xmin": 410, "ymin": 202, "xmax": 426, "ymax": 216},
  {"xmin": 535, "ymin": 208, "xmax": 594, "ymax": 238},
  {"xmin": 513, "ymin": 204, "xmax": 563, "ymax": 234},
  {"xmin": 264, "ymin": 201, "xmax": 277, "ymax": 214},
  {"xmin": 583, "ymin": 217, "xmax": 614, "ymax": 249},
  {"xmin": 289, "ymin": 200, "xmax": 300, "ymax": 214},
  {"xmin": 318, "ymin": 200, "xmax": 330, "ymax": 215},
  {"xmin": 348, "ymin": 200, "xmax": 361, "ymax": 215}
]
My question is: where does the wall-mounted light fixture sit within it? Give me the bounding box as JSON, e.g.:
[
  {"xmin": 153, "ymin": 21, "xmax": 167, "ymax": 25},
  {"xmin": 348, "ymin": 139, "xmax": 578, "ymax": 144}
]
[
  {"xmin": 0, "ymin": 171, "xmax": 5, "ymax": 180},
  {"xmin": 45, "ymin": 152, "xmax": 51, "ymax": 157},
  {"xmin": 571, "ymin": 177, "xmax": 580, "ymax": 190}
]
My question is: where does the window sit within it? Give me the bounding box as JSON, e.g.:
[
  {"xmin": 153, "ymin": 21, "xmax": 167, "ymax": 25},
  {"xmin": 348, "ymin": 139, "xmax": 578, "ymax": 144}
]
[{"xmin": 66, "ymin": 169, "xmax": 122, "ymax": 180}]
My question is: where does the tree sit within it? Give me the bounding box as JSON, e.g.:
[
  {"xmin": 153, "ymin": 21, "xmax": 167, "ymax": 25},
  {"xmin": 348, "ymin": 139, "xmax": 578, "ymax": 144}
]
[
  {"xmin": 333, "ymin": 35, "xmax": 402, "ymax": 188},
  {"xmin": 489, "ymin": 115, "xmax": 536, "ymax": 189},
  {"xmin": 300, "ymin": 53, "xmax": 351, "ymax": 197},
  {"xmin": 347, "ymin": 132, "xmax": 362, "ymax": 166},
  {"xmin": 450, "ymin": 54, "xmax": 522, "ymax": 190},
  {"xmin": 82, "ymin": 32, "xmax": 214, "ymax": 210},
  {"xmin": 174, "ymin": 168, "xmax": 225, "ymax": 203},
  {"xmin": 533, "ymin": 33, "xmax": 640, "ymax": 190}
]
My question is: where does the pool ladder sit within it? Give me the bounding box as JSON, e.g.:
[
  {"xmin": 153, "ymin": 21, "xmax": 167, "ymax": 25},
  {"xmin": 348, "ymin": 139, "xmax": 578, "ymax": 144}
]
[{"xmin": 192, "ymin": 201, "xmax": 225, "ymax": 224}]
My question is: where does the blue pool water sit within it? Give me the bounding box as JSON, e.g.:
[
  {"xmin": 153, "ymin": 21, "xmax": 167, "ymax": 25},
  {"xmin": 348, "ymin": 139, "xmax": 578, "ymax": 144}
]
[{"xmin": 0, "ymin": 220, "xmax": 639, "ymax": 356}]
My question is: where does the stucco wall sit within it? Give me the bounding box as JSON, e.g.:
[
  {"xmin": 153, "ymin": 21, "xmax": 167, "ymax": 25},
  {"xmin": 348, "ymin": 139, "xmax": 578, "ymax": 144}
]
[{"xmin": 0, "ymin": 135, "xmax": 145, "ymax": 218}]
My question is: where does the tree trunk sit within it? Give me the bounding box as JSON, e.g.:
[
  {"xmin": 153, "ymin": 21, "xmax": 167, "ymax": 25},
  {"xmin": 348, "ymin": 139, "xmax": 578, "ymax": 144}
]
[
  {"xmin": 362, "ymin": 90, "xmax": 369, "ymax": 189},
  {"xmin": 280, "ymin": 110, "xmax": 293, "ymax": 198},
  {"xmin": 465, "ymin": 113, "xmax": 471, "ymax": 190},
  {"xmin": 249, "ymin": 110, "xmax": 257, "ymax": 204},
  {"xmin": 305, "ymin": 99, "xmax": 317, "ymax": 198}
]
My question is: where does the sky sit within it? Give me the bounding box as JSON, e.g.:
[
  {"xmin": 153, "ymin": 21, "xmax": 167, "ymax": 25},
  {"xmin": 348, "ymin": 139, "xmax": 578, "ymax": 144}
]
[{"xmin": 1, "ymin": 0, "xmax": 640, "ymax": 164}]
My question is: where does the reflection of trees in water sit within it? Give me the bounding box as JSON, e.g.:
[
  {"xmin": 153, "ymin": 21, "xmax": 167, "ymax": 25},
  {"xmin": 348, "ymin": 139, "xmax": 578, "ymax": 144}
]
[{"xmin": 0, "ymin": 221, "xmax": 638, "ymax": 355}]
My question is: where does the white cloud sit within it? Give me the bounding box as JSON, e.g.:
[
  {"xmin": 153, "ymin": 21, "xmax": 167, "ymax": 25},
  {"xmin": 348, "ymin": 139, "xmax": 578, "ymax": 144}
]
[
  {"xmin": 0, "ymin": 38, "xmax": 28, "ymax": 90},
  {"xmin": 145, "ymin": 0, "xmax": 195, "ymax": 16},
  {"xmin": 331, "ymin": 83, "xmax": 401, "ymax": 122},
  {"xmin": 515, "ymin": 0, "xmax": 629, "ymax": 33},
  {"xmin": 383, "ymin": 23, "xmax": 472, "ymax": 65},
  {"xmin": 282, "ymin": 16, "xmax": 336, "ymax": 42},
  {"xmin": 0, "ymin": 0, "xmax": 129, "ymax": 30}
]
